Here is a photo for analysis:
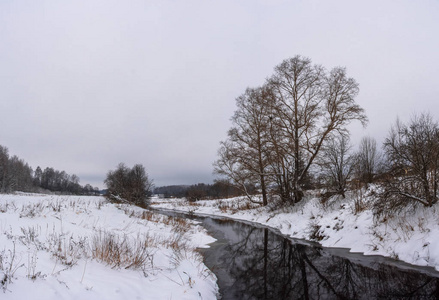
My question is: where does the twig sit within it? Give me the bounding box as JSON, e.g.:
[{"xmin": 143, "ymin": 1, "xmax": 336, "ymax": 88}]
[{"xmin": 80, "ymin": 260, "xmax": 87, "ymax": 283}]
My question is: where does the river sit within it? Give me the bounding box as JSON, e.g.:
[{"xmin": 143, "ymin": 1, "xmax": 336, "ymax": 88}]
[{"xmin": 155, "ymin": 209, "xmax": 439, "ymax": 299}]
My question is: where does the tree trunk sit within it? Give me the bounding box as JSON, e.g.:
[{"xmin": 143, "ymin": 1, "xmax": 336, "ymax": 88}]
[{"xmin": 260, "ymin": 173, "xmax": 268, "ymax": 206}]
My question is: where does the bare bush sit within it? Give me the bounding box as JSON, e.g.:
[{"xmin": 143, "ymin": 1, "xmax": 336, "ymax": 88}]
[{"xmin": 377, "ymin": 113, "xmax": 439, "ymax": 213}]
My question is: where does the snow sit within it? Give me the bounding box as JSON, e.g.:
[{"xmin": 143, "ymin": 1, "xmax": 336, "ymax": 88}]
[
  {"xmin": 3, "ymin": 191, "xmax": 438, "ymax": 299},
  {"xmin": 151, "ymin": 190, "xmax": 439, "ymax": 272},
  {"xmin": 0, "ymin": 194, "xmax": 218, "ymax": 299}
]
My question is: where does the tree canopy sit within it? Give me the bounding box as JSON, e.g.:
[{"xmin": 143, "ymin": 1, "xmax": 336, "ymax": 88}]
[
  {"xmin": 104, "ymin": 163, "xmax": 153, "ymax": 205},
  {"xmin": 215, "ymin": 55, "xmax": 367, "ymax": 205}
]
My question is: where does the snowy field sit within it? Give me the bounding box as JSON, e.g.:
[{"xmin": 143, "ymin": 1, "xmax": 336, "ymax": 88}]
[
  {"xmin": 151, "ymin": 190, "xmax": 439, "ymax": 272},
  {"xmin": 0, "ymin": 193, "xmax": 218, "ymax": 300}
]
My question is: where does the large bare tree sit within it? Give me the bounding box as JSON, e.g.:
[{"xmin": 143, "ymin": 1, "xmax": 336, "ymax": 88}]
[
  {"xmin": 268, "ymin": 56, "xmax": 367, "ymax": 202},
  {"xmin": 215, "ymin": 55, "xmax": 367, "ymax": 205}
]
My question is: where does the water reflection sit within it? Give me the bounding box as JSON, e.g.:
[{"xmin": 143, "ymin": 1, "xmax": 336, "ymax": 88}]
[{"xmin": 198, "ymin": 218, "xmax": 439, "ymax": 300}]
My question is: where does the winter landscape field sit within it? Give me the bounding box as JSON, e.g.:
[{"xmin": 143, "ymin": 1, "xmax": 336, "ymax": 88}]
[
  {"xmin": 2, "ymin": 2, "xmax": 439, "ymax": 298},
  {"xmin": 2, "ymin": 189, "xmax": 439, "ymax": 299},
  {"xmin": 0, "ymin": 193, "xmax": 217, "ymax": 300}
]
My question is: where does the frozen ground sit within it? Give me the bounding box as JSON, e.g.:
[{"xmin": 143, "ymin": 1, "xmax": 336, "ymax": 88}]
[
  {"xmin": 151, "ymin": 189, "xmax": 439, "ymax": 272},
  {"xmin": 0, "ymin": 193, "xmax": 218, "ymax": 300}
]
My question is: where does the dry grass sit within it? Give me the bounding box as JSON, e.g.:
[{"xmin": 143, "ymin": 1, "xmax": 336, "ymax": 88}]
[
  {"xmin": 0, "ymin": 201, "xmax": 16, "ymax": 213},
  {"xmin": 91, "ymin": 231, "xmax": 153, "ymax": 271},
  {"xmin": 0, "ymin": 242, "xmax": 23, "ymax": 292},
  {"xmin": 120, "ymin": 207, "xmax": 193, "ymax": 234},
  {"xmin": 212, "ymin": 197, "xmax": 261, "ymax": 214},
  {"xmin": 19, "ymin": 202, "xmax": 45, "ymax": 218},
  {"xmin": 100, "ymin": 204, "xmax": 201, "ymax": 272},
  {"xmin": 306, "ymin": 220, "xmax": 326, "ymax": 241},
  {"xmin": 2, "ymin": 196, "xmax": 206, "ymax": 286},
  {"xmin": 45, "ymin": 232, "xmax": 88, "ymax": 268}
]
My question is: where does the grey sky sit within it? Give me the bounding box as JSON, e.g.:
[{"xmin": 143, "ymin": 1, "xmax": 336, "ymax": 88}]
[{"xmin": 1, "ymin": 0, "xmax": 438, "ymax": 188}]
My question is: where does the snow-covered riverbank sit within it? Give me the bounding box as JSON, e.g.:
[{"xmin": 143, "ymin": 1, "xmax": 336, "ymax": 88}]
[
  {"xmin": 0, "ymin": 194, "xmax": 218, "ymax": 299},
  {"xmin": 151, "ymin": 191, "xmax": 439, "ymax": 272}
]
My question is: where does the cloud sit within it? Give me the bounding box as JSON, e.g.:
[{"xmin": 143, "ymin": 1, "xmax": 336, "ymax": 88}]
[{"xmin": 1, "ymin": 0, "xmax": 439, "ymax": 188}]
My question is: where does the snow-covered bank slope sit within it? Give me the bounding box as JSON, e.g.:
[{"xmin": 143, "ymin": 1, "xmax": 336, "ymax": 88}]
[
  {"xmin": 151, "ymin": 193, "xmax": 439, "ymax": 272},
  {"xmin": 0, "ymin": 194, "xmax": 217, "ymax": 300}
]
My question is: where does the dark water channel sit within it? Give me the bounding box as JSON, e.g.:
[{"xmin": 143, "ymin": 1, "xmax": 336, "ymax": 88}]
[{"xmin": 156, "ymin": 209, "xmax": 439, "ymax": 299}]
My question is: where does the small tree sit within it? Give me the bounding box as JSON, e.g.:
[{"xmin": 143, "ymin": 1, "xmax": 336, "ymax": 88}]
[
  {"xmin": 186, "ymin": 184, "xmax": 208, "ymax": 202},
  {"xmin": 128, "ymin": 164, "xmax": 154, "ymax": 201},
  {"xmin": 380, "ymin": 113, "xmax": 439, "ymax": 209},
  {"xmin": 318, "ymin": 135, "xmax": 354, "ymax": 198},
  {"xmin": 105, "ymin": 163, "xmax": 153, "ymax": 205},
  {"xmin": 33, "ymin": 166, "xmax": 43, "ymax": 187},
  {"xmin": 355, "ymin": 136, "xmax": 382, "ymax": 187}
]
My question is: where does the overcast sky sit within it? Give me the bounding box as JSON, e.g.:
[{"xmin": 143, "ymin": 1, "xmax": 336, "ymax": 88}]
[{"xmin": 1, "ymin": 0, "xmax": 438, "ymax": 189}]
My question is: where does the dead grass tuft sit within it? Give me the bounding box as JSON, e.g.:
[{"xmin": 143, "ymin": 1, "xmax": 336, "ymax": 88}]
[{"xmin": 91, "ymin": 231, "xmax": 153, "ymax": 271}]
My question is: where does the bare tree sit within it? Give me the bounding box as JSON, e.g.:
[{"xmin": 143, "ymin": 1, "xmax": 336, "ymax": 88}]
[
  {"xmin": 105, "ymin": 163, "xmax": 131, "ymax": 201},
  {"xmin": 8, "ymin": 156, "xmax": 33, "ymax": 192},
  {"xmin": 129, "ymin": 164, "xmax": 154, "ymax": 201},
  {"xmin": 0, "ymin": 146, "xmax": 34, "ymax": 193},
  {"xmin": 214, "ymin": 86, "xmax": 273, "ymax": 205},
  {"xmin": 33, "ymin": 166, "xmax": 43, "ymax": 187},
  {"xmin": 268, "ymin": 56, "xmax": 367, "ymax": 203},
  {"xmin": 0, "ymin": 145, "xmax": 10, "ymax": 192},
  {"xmin": 318, "ymin": 135, "xmax": 354, "ymax": 198},
  {"xmin": 105, "ymin": 163, "xmax": 153, "ymax": 205},
  {"xmin": 214, "ymin": 140, "xmax": 259, "ymax": 203},
  {"xmin": 214, "ymin": 55, "xmax": 367, "ymax": 205},
  {"xmin": 0, "ymin": 144, "xmax": 94, "ymax": 195},
  {"xmin": 355, "ymin": 136, "xmax": 382, "ymax": 186},
  {"xmin": 380, "ymin": 114, "xmax": 439, "ymax": 208}
]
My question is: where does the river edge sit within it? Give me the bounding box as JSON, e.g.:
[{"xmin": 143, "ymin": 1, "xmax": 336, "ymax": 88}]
[
  {"xmin": 153, "ymin": 207, "xmax": 439, "ymax": 299},
  {"xmin": 152, "ymin": 206, "xmax": 439, "ymax": 279},
  {"xmin": 150, "ymin": 194, "xmax": 439, "ymax": 274}
]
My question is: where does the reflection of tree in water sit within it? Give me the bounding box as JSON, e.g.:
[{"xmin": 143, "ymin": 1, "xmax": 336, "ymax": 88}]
[{"xmin": 213, "ymin": 220, "xmax": 439, "ymax": 300}]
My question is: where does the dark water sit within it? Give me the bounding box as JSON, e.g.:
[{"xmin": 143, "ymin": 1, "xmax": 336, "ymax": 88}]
[{"xmin": 155, "ymin": 209, "xmax": 439, "ymax": 299}]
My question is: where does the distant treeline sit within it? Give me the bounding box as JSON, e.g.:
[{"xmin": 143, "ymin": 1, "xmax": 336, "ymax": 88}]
[
  {"xmin": 154, "ymin": 181, "xmax": 247, "ymax": 201},
  {"xmin": 0, "ymin": 144, "xmax": 99, "ymax": 195}
]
